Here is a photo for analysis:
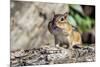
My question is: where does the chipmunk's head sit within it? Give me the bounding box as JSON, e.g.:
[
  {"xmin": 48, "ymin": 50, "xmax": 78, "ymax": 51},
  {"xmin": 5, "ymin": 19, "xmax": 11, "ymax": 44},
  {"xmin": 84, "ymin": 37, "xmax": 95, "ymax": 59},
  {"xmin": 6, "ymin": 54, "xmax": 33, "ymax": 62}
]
[{"xmin": 53, "ymin": 12, "xmax": 69, "ymax": 28}]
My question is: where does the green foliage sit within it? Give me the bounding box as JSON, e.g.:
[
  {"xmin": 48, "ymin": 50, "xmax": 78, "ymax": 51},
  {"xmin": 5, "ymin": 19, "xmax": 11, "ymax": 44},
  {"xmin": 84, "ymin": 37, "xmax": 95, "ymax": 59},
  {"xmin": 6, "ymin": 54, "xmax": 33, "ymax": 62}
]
[
  {"xmin": 74, "ymin": 14, "xmax": 93, "ymax": 32},
  {"xmin": 67, "ymin": 4, "xmax": 95, "ymax": 32}
]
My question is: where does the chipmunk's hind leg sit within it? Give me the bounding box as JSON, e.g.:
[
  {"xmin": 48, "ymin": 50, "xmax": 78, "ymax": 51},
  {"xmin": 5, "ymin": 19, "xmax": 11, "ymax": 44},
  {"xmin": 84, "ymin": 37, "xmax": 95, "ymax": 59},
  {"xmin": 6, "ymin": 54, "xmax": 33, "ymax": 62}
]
[
  {"xmin": 72, "ymin": 45, "xmax": 81, "ymax": 49},
  {"xmin": 71, "ymin": 31, "xmax": 82, "ymax": 49}
]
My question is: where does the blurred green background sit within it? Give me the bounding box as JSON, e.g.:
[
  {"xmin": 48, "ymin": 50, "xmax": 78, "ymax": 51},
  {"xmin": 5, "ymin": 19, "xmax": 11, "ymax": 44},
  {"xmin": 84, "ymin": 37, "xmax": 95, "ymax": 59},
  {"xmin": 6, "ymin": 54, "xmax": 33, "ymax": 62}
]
[{"xmin": 68, "ymin": 5, "xmax": 95, "ymax": 32}]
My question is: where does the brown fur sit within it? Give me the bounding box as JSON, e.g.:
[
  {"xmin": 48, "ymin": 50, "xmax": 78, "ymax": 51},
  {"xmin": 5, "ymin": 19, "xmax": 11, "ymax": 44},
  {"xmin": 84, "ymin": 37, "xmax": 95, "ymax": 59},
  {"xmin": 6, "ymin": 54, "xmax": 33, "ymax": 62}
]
[{"xmin": 48, "ymin": 12, "xmax": 82, "ymax": 49}]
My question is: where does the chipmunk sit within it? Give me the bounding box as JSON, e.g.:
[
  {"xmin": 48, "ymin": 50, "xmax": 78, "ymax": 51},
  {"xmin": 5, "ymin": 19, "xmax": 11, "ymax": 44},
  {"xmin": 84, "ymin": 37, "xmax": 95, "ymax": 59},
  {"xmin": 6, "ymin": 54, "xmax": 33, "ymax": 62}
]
[{"xmin": 48, "ymin": 12, "xmax": 82, "ymax": 49}]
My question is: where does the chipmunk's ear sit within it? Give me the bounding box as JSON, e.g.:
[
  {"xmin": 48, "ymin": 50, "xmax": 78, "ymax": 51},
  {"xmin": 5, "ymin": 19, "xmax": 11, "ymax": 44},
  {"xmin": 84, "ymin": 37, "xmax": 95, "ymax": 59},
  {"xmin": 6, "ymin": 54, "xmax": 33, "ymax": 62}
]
[
  {"xmin": 53, "ymin": 11, "xmax": 56, "ymax": 17},
  {"xmin": 50, "ymin": 11, "xmax": 55, "ymax": 20},
  {"xmin": 64, "ymin": 12, "xmax": 69, "ymax": 18}
]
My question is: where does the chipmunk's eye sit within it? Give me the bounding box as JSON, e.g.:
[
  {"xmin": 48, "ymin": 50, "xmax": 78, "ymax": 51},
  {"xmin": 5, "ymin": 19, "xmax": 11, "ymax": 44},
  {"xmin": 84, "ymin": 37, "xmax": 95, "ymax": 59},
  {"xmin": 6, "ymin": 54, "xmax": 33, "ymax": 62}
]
[{"xmin": 61, "ymin": 17, "xmax": 64, "ymax": 21}]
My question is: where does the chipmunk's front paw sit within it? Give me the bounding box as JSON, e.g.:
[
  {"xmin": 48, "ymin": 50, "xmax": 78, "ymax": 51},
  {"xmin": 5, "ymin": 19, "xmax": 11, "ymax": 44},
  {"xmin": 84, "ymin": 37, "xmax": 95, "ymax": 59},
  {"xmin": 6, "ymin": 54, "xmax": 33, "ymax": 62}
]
[
  {"xmin": 55, "ymin": 44, "xmax": 62, "ymax": 49},
  {"xmin": 55, "ymin": 44, "xmax": 60, "ymax": 47}
]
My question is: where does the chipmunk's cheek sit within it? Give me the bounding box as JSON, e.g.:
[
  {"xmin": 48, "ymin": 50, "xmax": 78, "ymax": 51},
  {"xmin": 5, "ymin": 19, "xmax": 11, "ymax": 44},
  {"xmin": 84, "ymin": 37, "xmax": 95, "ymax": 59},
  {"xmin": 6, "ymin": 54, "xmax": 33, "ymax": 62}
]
[
  {"xmin": 56, "ymin": 22, "xmax": 60, "ymax": 27},
  {"xmin": 56, "ymin": 22, "xmax": 64, "ymax": 28},
  {"xmin": 57, "ymin": 24, "xmax": 62, "ymax": 28}
]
